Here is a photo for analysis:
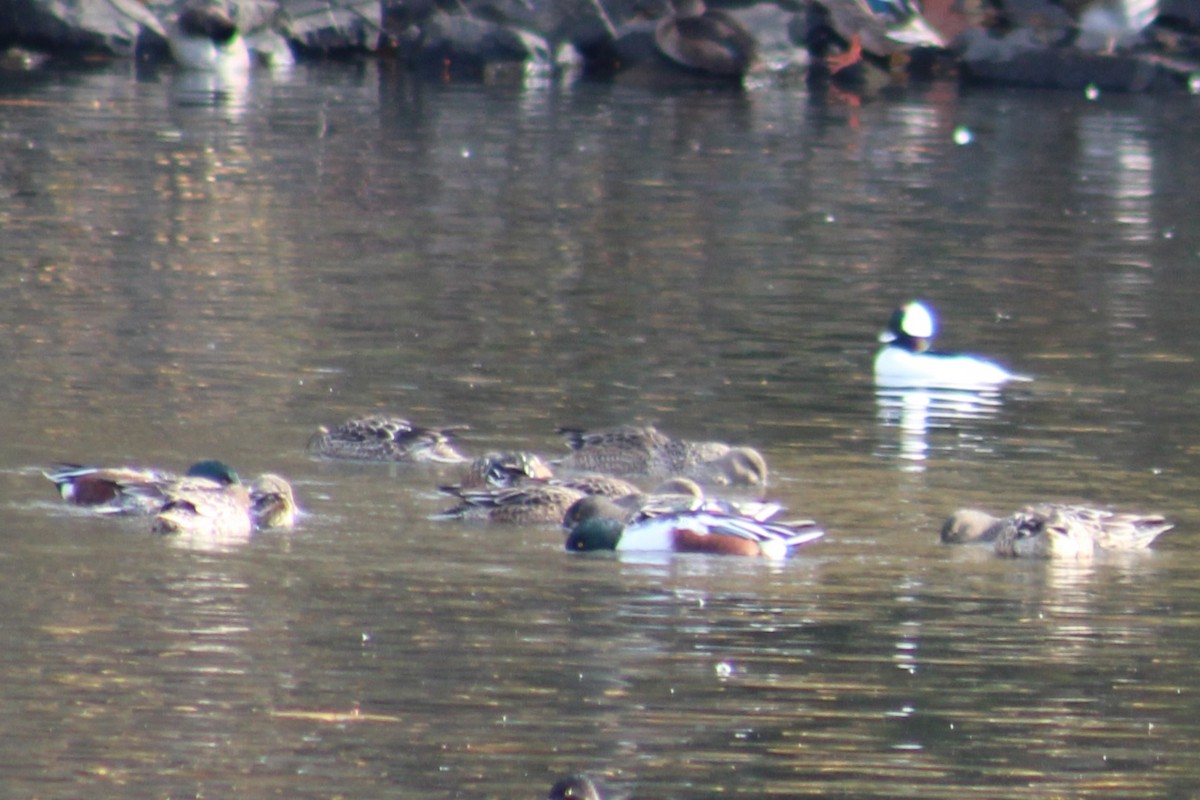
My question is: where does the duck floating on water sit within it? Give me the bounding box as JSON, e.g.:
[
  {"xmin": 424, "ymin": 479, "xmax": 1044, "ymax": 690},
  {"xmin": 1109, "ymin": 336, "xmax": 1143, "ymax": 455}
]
[
  {"xmin": 942, "ymin": 504, "xmax": 1173, "ymax": 558},
  {"xmin": 874, "ymin": 300, "xmax": 1028, "ymax": 389},
  {"xmin": 556, "ymin": 425, "xmax": 768, "ymax": 487},
  {"xmin": 309, "ymin": 414, "xmax": 470, "ymax": 463},
  {"xmin": 168, "ymin": 0, "xmax": 252, "ymax": 72},
  {"xmin": 148, "ymin": 459, "xmax": 255, "ymax": 540},
  {"xmin": 44, "ymin": 459, "xmax": 296, "ymax": 531},
  {"xmin": 654, "ymin": 0, "xmax": 757, "ymax": 79},
  {"xmin": 565, "ymin": 506, "xmax": 824, "ymax": 559}
]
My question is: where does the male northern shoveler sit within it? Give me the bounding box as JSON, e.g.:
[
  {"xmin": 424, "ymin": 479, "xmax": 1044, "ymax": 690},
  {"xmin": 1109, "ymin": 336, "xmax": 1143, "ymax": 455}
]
[
  {"xmin": 149, "ymin": 459, "xmax": 253, "ymax": 540},
  {"xmin": 560, "ymin": 478, "xmax": 782, "ymax": 531},
  {"xmin": 810, "ymin": 0, "xmax": 945, "ymax": 73},
  {"xmin": 942, "ymin": 504, "xmax": 1173, "ymax": 558},
  {"xmin": 654, "ymin": 0, "xmax": 757, "ymax": 79},
  {"xmin": 874, "ymin": 300, "xmax": 1028, "ymax": 389},
  {"xmin": 565, "ymin": 508, "xmax": 824, "ymax": 559},
  {"xmin": 168, "ymin": 0, "xmax": 252, "ymax": 72},
  {"xmin": 555, "ymin": 425, "xmax": 768, "ymax": 487},
  {"xmin": 547, "ymin": 774, "xmax": 605, "ymax": 800},
  {"xmin": 309, "ymin": 414, "xmax": 470, "ymax": 463}
]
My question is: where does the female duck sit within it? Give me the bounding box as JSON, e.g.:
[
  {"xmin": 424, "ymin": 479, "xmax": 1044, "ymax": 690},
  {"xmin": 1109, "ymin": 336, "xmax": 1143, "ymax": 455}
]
[
  {"xmin": 556, "ymin": 425, "xmax": 768, "ymax": 487},
  {"xmin": 942, "ymin": 504, "xmax": 1173, "ymax": 559},
  {"xmin": 654, "ymin": 0, "xmax": 757, "ymax": 79},
  {"xmin": 147, "ymin": 460, "xmax": 254, "ymax": 541},
  {"xmin": 874, "ymin": 300, "xmax": 1026, "ymax": 389},
  {"xmin": 309, "ymin": 414, "xmax": 469, "ymax": 463}
]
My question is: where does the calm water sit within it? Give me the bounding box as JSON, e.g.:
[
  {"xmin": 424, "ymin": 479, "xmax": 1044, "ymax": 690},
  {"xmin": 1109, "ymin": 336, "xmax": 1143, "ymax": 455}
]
[{"xmin": 1, "ymin": 60, "xmax": 1200, "ymax": 799}]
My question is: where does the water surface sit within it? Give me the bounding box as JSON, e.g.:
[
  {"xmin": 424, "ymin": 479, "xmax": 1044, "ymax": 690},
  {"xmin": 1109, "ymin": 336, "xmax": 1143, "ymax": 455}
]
[{"xmin": 0, "ymin": 62, "xmax": 1198, "ymax": 799}]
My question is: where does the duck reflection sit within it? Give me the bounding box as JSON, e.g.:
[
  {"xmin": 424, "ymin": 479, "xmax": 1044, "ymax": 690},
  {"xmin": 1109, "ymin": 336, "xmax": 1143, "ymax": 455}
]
[
  {"xmin": 170, "ymin": 67, "xmax": 250, "ymax": 117},
  {"xmin": 874, "ymin": 385, "xmax": 1005, "ymax": 467}
]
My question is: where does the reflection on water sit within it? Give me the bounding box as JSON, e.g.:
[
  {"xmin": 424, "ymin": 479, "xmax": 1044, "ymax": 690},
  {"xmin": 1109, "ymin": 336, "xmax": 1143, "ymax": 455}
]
[
  {"xmin": 0, "ymin": 63, "xmax": 1198, "ymax": 799},
  {"xmin": 169, "ymin": 68, "xmax": 252, "ymax": 115},
  {"xmin": 875, "ymin": 386, "xmax": 1006, "ymax": 468}
]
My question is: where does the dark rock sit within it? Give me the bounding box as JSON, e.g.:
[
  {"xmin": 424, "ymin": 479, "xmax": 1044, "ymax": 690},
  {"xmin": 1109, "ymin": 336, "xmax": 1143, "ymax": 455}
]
[{"xmin": 963, "ymin": 40, "xmax": 1194, "ymax": 92}]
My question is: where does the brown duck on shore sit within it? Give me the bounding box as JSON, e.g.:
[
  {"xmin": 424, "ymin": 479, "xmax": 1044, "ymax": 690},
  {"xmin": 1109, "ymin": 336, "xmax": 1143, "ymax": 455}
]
[{"xmin": 654, "ymin": 0, "xmax": 757, "ymax": 79}]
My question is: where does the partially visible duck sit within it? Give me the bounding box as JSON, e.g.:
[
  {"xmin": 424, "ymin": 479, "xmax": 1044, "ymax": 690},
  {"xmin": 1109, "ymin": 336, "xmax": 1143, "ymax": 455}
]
[
  {"xmin": 813, "ymin": 0, "xmax": 945, "ymax": 73},
  {"xmin": 168, "ymin": 0, "xmax": 252, "ymax": 72},
  {"xmin": 556, "ymin": 425, "xmax": 768, "ymax": 487},
  {"xmin": 547, "ymin": 774, "xmax": 605, "ymax": 800},
  {"xmin": 457, "ymin": 451, "xmax": 555, "ymax": 489},
  {"xmin": 943, "ymin": 504, "xmax": 1173, "ymax": 558},
  {"xmin": 874, "ymin": 300, "xmax": 1027, "ymax": 389},
  {"xmin": 148, "ymin": 459, "xmax": 254, "ymax": 541},
  {"xmin": 654, "ymin": 0, "xmax": 757, "ymax": 79},
  {"xmin": 560, "ymin": 478, "xmax": 781, "ymax": 531},
  {"xmin": 249, "ymin": 473, "xmax": 298, "ymax": 530},
  {"xmin": 1074, "ymin": 0, "xmax": 1159, "ymax": 53},
  {"xmin": 44, "ymin": 463, "xmax": 177, "ymax": 515},
  {"xmin": 434, "ymin": 482, "xmax": 590, "ymax": 524},
  {"xmin": 309, "ymin": 414, "xmax": 469, "ymax": 463},
  {"xmin": 565, "ymin": 507, "xmax": 824, "ymax": 559}
]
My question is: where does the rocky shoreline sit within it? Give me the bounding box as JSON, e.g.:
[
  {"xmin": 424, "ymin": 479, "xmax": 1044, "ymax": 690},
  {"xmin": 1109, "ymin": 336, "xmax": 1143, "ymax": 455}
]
[{"xmin": 1, "ymin": 0, "xmax": 1198, "ymax": 93}]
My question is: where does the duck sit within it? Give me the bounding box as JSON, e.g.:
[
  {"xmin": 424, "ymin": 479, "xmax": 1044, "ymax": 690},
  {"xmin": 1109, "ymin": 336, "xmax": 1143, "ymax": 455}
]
[
  {"xmin": 248, "ymin": 473, "xmax": 298, "ymax": 530},
  {"xmin": 565, "ymin": 506, "xmax": 824, "ymax": 559},
  {"xmin": 653, "ymin": 0, "xmax": 757, "ymax": 79},
  {"xmin": 874, "ymin": 300, "xmax": 1027, "ymax": 389},
  {"xmin": 547, "ymin": 774, "xmax": 605, "ymax": 800},
  {"xmin": 44, "ymin": 463, "xmax": 178, "ymax": 515},
  {"xmin": 560, "ymin": 478, "xmax": 782, "ymax": 531},
  {"xmin": 555, "ymin": 425, "xmax": 768, "ymax": 487},
  {"xmin": 167, "ymin": 0, "xmax": 252, "ymax": 72},
  {"xmin": 434, "ymin": 482, "xmax": 591, "ymax": 524},
  {"xmin": 147, "ymin": 459, "xmax": 254, "ymax": 540},
  {"xmin": 45, "ymin": 460, "xmax": 297, "ymax": 529},
  {"xmin": 456, "ymin": 451, "xmax": 556, "ymax": 489},
  {"xmin": 942, "ymin": 504, "xmax": 1173, "ymax": 558},
  {"xmin": 308, "ymin": 414, "xmax": 470, "ymax": 463},
  {"xmin": 811, "ymin": 0, "xmax": 945, "ymax": 74},
  {"xmin": 1073, "ymin": 0, "xmax": 1159, "ymax": 53}
]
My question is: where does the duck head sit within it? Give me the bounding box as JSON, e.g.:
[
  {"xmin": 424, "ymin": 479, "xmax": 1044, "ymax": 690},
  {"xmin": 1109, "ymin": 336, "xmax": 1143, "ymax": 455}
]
[{"xmin": 879, "ymin": 300, "xmax": 936, "ymax": 352}]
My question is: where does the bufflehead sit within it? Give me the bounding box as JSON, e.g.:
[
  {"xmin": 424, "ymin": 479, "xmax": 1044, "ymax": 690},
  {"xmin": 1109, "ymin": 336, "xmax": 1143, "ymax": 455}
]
[
  {"xmin": 168, "ymin": 0, "xmax": 252, "ymax": 73},
  {"xmin": 874, "ymin": 300, "xmax": 1027, "ymax": 388}
]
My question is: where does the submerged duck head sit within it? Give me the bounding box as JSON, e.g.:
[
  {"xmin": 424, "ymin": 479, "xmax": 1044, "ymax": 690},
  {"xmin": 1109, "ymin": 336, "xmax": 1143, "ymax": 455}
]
[{"xmin": 879, "ymin": 300, "xmax": 936, "ymax": 353}]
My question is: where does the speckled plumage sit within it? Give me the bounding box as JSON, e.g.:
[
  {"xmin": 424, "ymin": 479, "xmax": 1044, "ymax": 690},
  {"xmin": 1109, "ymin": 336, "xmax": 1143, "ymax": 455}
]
[
  {"xmin": 309, "ymin": 414, "xmax": 469, "ymax": 463},
  {"xmin": 943, "ymin": 504, "xmax": 1173, "ymax": 558},
  {"xmin": 434, "ymin": 482, "xmax": 589, "ymax": 524},
  {"xmin": 555, "ymin": 425, "xmax": 768, "ymax": 487}
]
